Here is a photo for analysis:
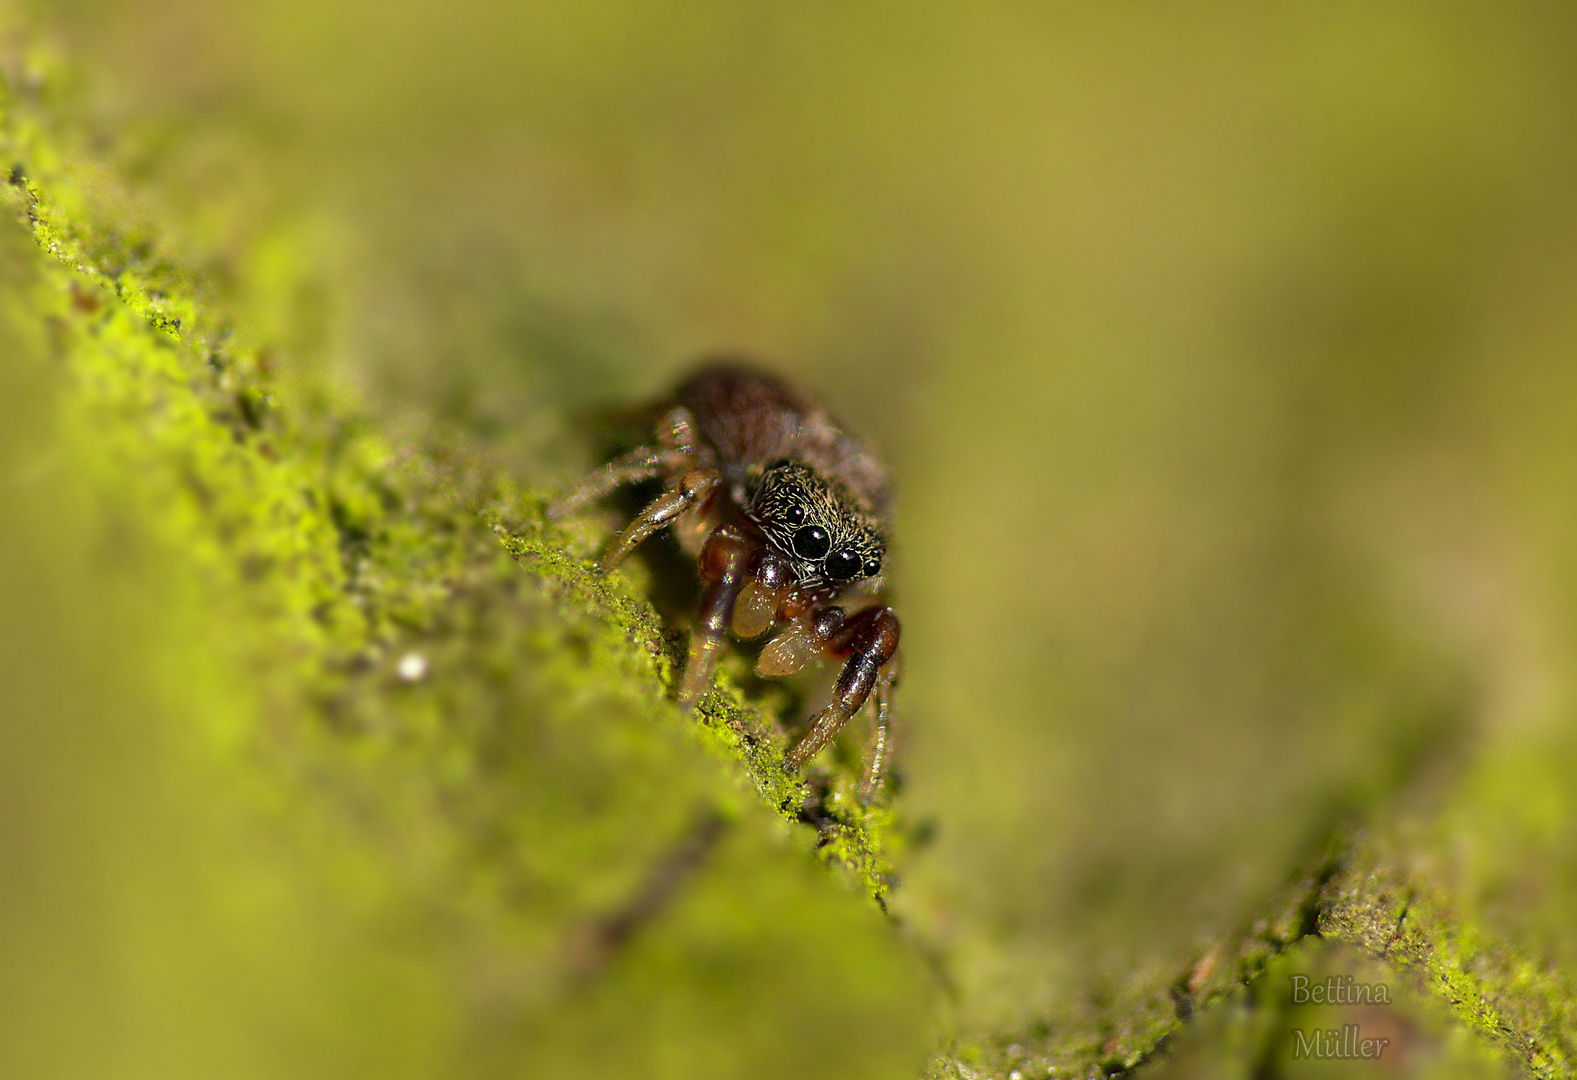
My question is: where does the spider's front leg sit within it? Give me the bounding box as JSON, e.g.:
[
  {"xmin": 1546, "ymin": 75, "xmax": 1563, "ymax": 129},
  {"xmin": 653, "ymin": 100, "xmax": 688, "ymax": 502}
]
[
  {"xmin": 677, "ymin": 523, "xmax": 755, "ymax": 708},
  {"xmin": 782, "ymin": 605, "xmax": 901, "ymax": 782},
  {"xmin": 597, "ymin": 467, "xmax": 720, "ymax": 574},
  {"xmin": 546, "ymin": 445, "xmax": 688, "ymax": 522},
  {"xmin": 547, "ymin": 405, "xmax": 706, "ymax": 523}
]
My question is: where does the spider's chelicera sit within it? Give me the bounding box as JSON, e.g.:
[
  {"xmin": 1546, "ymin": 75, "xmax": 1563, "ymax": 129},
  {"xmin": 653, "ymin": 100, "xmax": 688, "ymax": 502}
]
[{"xmin": 549, "ymin": 364, "xmax": 901, "ymax": 803}]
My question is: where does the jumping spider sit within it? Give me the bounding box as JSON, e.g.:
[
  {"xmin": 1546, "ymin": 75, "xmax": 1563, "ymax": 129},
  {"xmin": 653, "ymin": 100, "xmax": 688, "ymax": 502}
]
[{"xmin": 549, "ymin": 364, "xmax": 901, "ymax": 803}]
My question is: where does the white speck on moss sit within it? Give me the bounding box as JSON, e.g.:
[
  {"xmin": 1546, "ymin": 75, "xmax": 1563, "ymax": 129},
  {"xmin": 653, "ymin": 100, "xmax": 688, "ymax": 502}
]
[{"xmin": 397, "ymin": 652, "xmax": 428, "ymax": 682}]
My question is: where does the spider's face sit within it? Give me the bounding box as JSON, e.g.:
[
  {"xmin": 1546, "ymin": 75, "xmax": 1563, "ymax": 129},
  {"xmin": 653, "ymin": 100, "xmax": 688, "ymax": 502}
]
[{"xmin": 748, "ymin": 460, "xmax": 885, "ymax": 588}]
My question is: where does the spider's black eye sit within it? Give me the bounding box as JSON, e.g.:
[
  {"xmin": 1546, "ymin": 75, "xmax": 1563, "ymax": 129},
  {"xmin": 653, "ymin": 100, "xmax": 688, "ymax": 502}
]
[
  {"xmin": 825, "ymin": 548, "xmax": 861, "ymax": 580},
  {"xmin": 783, "ymin": 503, "xmax": 806, "ymax": 526},
  {"xmin": 792, "ymin": 524, "xmax": 830, "ymax": 559},
  {"xmin": 863, "ymin": 557, "xmax": 882, "ymax": 578}
]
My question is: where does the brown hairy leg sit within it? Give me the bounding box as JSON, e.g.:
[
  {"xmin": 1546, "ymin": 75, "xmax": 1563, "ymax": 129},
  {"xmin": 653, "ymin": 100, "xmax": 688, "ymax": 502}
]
[
  {"xmin": 857, "ymin": 660, "xmax": 899, "ymax": 805},
  {"xmin": 547, "ymin": 406, "xmax": 704, "ymax": 520},
  {"xmin": 547, "ymin": 445, "xmax": 688, "ymax": 521},
  {"xmin": 784, "ymin": 605, "xmax": 901, "ymax": 771},
  {"xmin": 596, "ymin": 467, "xmax": 720, "ymax": 574},
  {"xmin": 678, "ymin": 523, "xmax": 754, "ymax": 708}
]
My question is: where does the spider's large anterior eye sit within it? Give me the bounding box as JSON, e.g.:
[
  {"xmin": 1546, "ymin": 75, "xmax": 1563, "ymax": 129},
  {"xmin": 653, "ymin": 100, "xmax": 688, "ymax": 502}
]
[
  {"xmin": 825, "ymin": 548, "xmax": 861, "ymax": 580},
  {"xmin": 792, "ymin": 524, "xmax": 830, "ymax": 559}
]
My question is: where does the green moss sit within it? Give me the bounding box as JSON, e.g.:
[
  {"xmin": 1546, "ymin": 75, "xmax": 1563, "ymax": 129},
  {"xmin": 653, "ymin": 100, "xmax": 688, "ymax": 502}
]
[
  {"xmin": 1132, "ymin": 937, "xmax": 1513, "ymax": 1079},
  {"xmin": 1320, "ymin": 815, "xmax": 1577, "ymax": 1077}
]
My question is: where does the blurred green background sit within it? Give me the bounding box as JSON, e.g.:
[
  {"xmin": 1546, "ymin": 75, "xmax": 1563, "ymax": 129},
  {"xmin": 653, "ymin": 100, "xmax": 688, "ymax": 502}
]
[{"xmin": 5, "ymin": 1, "xmax": 1577, "ymax": 1077}]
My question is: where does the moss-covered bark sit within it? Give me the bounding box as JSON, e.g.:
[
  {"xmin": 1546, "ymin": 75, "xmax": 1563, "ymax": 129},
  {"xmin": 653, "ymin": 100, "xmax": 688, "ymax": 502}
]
[
  {"xmin": 0, "ymin": 61, "xmax": 929, "ymax": 1080},
  {"xmin": 6, "ymin": 29, "xmax": 1577, "ymax": 1080}
]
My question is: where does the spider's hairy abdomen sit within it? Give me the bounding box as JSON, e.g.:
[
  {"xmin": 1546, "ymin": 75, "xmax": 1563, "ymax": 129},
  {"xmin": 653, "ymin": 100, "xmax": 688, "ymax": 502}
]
[{"xmin": 676, "ymin": 364, "xmax": 891, "ymax": 518}]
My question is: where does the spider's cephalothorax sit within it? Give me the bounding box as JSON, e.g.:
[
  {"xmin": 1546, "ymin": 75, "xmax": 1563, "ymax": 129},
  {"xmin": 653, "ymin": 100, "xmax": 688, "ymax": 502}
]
[
  {"xmin": 748, "ymin": 460, "xmax": 886, "ymax": 589},
  {"xmin": 549, "ymin": 364, "xmax": 901, "ymax": 803}
]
